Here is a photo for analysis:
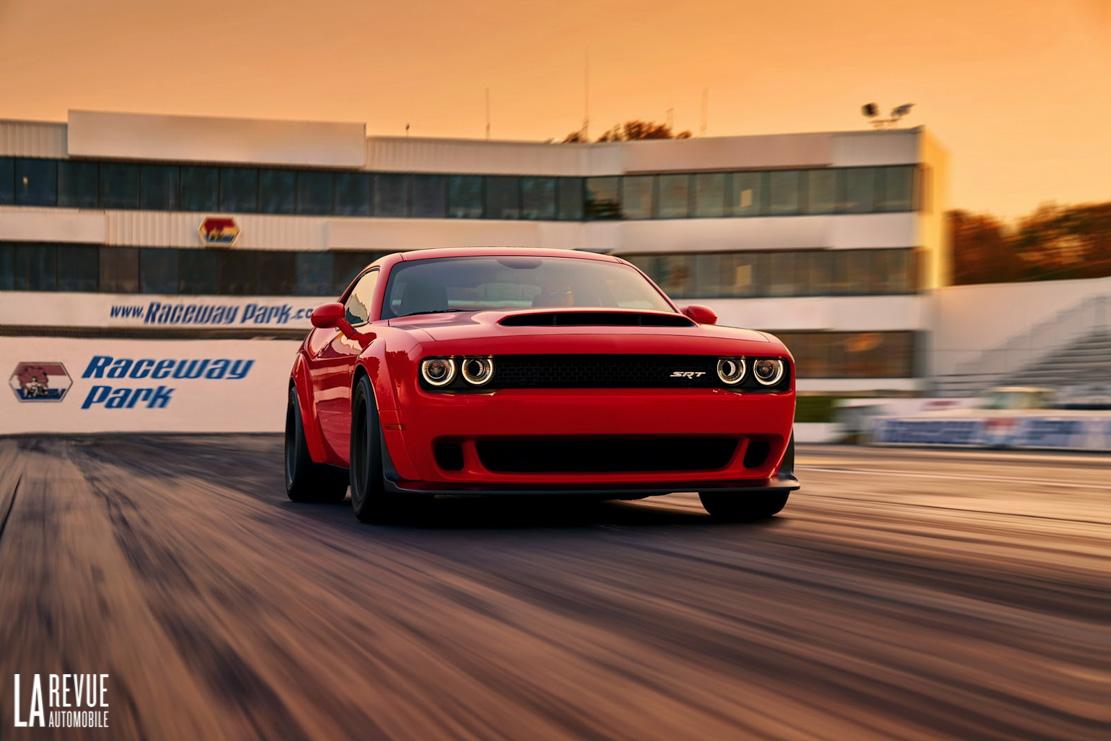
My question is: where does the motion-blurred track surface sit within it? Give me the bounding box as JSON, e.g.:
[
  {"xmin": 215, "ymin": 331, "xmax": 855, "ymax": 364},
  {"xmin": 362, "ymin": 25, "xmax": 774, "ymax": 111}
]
[{"xmin": 0, "ymin": 436, "xmax": 1107, "ymax": 740}]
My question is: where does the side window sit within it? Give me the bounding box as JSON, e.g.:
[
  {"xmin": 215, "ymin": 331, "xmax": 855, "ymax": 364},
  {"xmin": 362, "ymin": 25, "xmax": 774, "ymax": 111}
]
[{"xmin": 344, "ymin": 270, "xmax": 379, "ymax": 325}]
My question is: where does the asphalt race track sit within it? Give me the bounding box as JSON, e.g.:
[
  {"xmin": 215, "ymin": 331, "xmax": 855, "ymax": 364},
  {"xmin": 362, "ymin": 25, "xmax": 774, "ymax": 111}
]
[{"xmin": 0, "ymin": 436, "xmax": 1107, "ymax": 740}]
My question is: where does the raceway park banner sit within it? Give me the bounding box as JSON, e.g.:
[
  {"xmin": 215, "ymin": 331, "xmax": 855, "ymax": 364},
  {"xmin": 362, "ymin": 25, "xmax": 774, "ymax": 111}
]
[
  {"xmin": 872, "ymin": 415, "xmax": 1111, "ymax": 452},
  {"xmin": 1, "ymin": 337, "xmax": 301, "ymax": 434},
  {"xmin": 0, "ymin": 292, "xmax": 329, "ymax": 330}
]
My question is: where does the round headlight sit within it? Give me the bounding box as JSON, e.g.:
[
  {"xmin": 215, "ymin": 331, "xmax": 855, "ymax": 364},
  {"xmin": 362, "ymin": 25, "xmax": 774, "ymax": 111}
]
[
  {"xmin": 461, "ymin": 356, "xmax": 494, "ymax": 386},
  {"xmin": 753, "ymin": 358, "xmax": 785, "ymax": 386},
  {"xmin": 716, "ymin": 357, "xmax": 746, "ymax": 385},
  {"xmin": 421, "ymin": 357, "xmax": 456, "ymax": 387}
]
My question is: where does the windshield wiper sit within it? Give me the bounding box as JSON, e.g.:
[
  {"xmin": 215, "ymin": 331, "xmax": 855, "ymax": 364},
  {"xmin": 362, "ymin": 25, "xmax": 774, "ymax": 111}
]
[{"xmin": 397, "ymin": 309, "xmax": 466, "ymax": 317}]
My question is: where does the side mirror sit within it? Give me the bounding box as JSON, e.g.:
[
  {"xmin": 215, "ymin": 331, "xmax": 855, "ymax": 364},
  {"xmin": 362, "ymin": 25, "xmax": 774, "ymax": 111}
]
[
  {"xmin": 311, "ymin": 302, "xmax": 377, "ymax": 346},
  {"xmin": 681, "ymin": 305, "xmax": 718, "ymax": 325},
  {"xmin": 310, "ymin": 302, "xmax": 345, "ymax": 329}
]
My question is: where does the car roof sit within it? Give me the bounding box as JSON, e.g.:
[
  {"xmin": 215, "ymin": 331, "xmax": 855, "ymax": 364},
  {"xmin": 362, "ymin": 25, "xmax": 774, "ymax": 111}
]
[{"xmin": 396, "ymin": 247, "xmax": 620, "ymax": 263}]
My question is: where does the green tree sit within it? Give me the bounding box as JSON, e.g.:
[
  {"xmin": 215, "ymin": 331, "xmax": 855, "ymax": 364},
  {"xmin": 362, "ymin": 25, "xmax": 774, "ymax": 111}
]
[{"xmin": 562, "ymin": 120, "xmax": 692, "ymax": 144}]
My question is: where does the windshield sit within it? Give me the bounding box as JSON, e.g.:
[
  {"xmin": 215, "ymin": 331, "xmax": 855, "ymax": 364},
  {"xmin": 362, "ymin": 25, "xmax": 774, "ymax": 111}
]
[{"xmin": 382, "ymin": 256, "xmax": 674, "ymax": 318}]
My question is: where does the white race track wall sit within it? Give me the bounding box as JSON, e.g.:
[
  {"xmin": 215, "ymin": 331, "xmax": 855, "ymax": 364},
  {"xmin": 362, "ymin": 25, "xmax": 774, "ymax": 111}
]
[
  {"xmin": 2, "ymin": 337, "xmax": 300, "ymax": 434},
  {"xmin": 930, "ymin": 276, "xmax": 1111, "ymax": 376}
]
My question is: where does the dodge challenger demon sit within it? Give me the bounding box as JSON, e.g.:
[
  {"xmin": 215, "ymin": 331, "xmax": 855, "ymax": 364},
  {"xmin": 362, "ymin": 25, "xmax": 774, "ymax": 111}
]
[{"xmin": 286, "ymin": 248, "xmax": 798, "ymax": 522}]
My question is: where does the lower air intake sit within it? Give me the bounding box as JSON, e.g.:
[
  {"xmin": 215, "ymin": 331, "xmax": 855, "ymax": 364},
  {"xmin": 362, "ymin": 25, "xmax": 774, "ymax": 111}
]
[{"xmin": 476, "ymin": 436, "xmax": 737, "ymax": 474}]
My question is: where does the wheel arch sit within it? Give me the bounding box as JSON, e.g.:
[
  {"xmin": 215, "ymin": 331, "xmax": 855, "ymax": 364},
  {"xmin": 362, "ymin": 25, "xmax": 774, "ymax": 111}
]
[{"xmin": 289, "ymin": 351, "xmax": 330, "ymax": 464}]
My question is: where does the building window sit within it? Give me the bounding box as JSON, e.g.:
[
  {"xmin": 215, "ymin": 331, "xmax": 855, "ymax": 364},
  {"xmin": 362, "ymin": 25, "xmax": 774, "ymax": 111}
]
[
  {"xmin": 333, "ymin": 251, "xmax": 381, "ymax": 293},
  {"xmin": 557, "ymin": 178, "xmax": 583, "ymax": 220},
  {"xmin": 621, "ymin": 176, "xmax": 654, "ymax": 219},
  {"xmin": 334, "ymin": 172, "xmax": 371, "ymax": 216},
  {"xmin": 878, "ymin": 166, "xmax": 915, "ymax": 212},
  {"xmin": 297, "ymin": 171, "xmax": 333, "ymax": 215},
  {"xmin": 654, "ymin": 254, "xmax": 694, "ymax": 297},
  {"xmin": 521, "ymin": 177, "xmax": 557, "ymax": 220},
  {"xmin": 56, "ymin": 245, "xmax": 99, "ymax": 291},
  {"xmin": 447, "ymin": 175, "xmax": 483, "ymax": 218},
  {"xmin": 842, "ymin": 167, "xmax": 877, "ymax": 213},
  {"xmin": 585, "ymin": 177, "xmax": 620, "ymax": 220},
  {"xmin": 13, "ymin": 244, "xmax": 57, "ymax": 290},
  {"xmin": 256, "ymin": 250, "xmax": 296, "ymax": 295},
  {"xmin": 99, "ymin": 163, "xmax": 141, "ymax": 210},
  {"xmin": 99, "ymin": 247, "xmax": 139, "ymax": 293},
  {"xmin": 0, "ymin": 157, "xmax": 13, "ymax": 204},
  {"xmin": 259, "ymin": 170, "xmax": 296, "ymax": 214},
  {"xmin": 411, "ymin": 175, "xmax": 446, "ymax": 218},
  {"xmin": 806, "ymin": 169, "xmax": 838, "ymax": 214},
  {"xmin": 219, "ymin": 250, "xmax": 258, "ymax": 295},
  {"xmin": 179, "ymin": 166, "xmax": 219, "ymax": 212},
  {"xmin": 657, "ymin": 174, "xmax": 690, "ymax": 218},
  {"xmin": 177, "ymin": 249, "xmax": 220, "ymax": 294},
  {"xmin": 295, "ymin": 252, "xmax": 334, "ymax": 295},
  {"xmin": 729, "ymin": 172, "xmax": 764, "ymax": 217},
  {"xmin": 140, "ymin": 165, "xmax": 179, "ymax": 210},
  {"xmin": 140, "ymin": 248, "xmax": 179, "ymax": 294},
  {"xmin": 768, "ymin": 170, "xmax": 802, "ymax": 215},
  {"xmin": 693, "ymin": 173, "xmax": 726, "ymax": 218},
  {"xmin": 485, "ymin": 176, "xmax": 521, "ymax": 219},
  {"xmin": 220, "ymin": 167, "xmax": 259, "ymax": 212},
  {"xmin": 58, "ymin": 161, "xmax": 99, "ymax": 208},
  {"xmin": 374, "ymin": 174, "xmax": 409, "ymax": 217}
]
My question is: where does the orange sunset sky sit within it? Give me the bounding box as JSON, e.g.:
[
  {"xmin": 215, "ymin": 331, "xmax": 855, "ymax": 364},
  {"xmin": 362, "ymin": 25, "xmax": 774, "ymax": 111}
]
[{"xmin": 1, "ymin": 0, "xmax": 1108, "ymax": 219}]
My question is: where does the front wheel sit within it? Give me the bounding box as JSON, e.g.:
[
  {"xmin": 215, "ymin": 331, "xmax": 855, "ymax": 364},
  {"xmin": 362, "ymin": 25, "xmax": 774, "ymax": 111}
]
[
  {"xmin": 285, "ymin": 387, "xmax": 348, "ymax": 503},
  {"xmin": 350, "ymin": 375, "xmax": 413, "ymax": 523}
]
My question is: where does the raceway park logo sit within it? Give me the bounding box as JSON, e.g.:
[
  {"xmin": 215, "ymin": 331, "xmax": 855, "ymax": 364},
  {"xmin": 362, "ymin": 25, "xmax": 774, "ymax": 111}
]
[
  {"xmin": 108, "ymin": 301, "xmax": 314, "ymax": 326},
  {"xmin": 8, "ymin": 362, "xmax": 72, "ymax": 402},
  {"xmin": 12, "ymin": 673, "xmax": 110, "ymax": 729},
  {"xmin": 79, "ymin": 355, "xmax": 254, "ymax": 410}
]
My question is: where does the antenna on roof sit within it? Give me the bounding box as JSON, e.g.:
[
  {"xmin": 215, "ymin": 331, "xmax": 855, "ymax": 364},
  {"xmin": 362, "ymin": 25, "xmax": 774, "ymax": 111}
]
[
  {"xmin": 485, "ymin": 88, "xmax": 491, "ymax": 140},
  {"xmin": 581, "ymin": 48, "xmax": 590, "ymax": 142},
  {"xmin": 700, "ymin": 88, "xmax": 709, "ymax": 136}
]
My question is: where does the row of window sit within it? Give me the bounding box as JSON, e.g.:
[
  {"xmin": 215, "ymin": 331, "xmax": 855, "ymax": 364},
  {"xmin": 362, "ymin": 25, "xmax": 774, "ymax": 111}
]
[
  {"xmin": 777, "ymin": 331, "xmax": 916, "ymax": 379},
  {"xmin": 623, "ymin": 248, "xmax": 920, "ymax": 298},
  {"xmin": 0, "ymin": 243, "xmax": 922, "ymax": 299},
  {"xmin": 0, "ymin": 157, "xmax": 918, "ymax": 220},
  {"xmin": 0, "ymin": 243, "xmax": 385, "ymax": 296}
]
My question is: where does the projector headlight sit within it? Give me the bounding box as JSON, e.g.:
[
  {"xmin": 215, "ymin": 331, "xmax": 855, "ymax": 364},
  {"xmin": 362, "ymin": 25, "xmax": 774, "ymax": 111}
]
[
  {"xmin": 461, "ymin": 356, "xmax": 494, "ymax": 386},
  {"xmin": 716, "ymin": 357, "xmax": 746, "ymax": 385},
  {"xmin": 421, "ymin": 357, "xmax": 456, "ymax": 387},
  {"xmin": 753, "ymin": 358, "xmax": 785, "ymax": 386}
]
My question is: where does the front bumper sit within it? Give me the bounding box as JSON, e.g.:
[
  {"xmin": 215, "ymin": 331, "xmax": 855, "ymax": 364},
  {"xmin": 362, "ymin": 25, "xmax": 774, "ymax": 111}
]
[{"xmin": 380, "ymin": 387, "xmax": 796, "ymax": 491}]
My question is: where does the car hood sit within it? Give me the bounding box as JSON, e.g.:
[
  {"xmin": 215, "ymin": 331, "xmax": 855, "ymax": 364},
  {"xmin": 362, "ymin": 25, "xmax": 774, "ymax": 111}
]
[{"xmin": 387, "ymin": 308, "xmax": 776, "ymax": 354}]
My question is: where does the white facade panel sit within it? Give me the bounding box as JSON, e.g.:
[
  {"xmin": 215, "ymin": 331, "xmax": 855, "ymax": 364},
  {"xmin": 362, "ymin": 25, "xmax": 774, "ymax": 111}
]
[
  {"xmin": 103, "ymin": 210, "xmax": 326, "ymax": 250},
  {"xmin": 797, "ymin": 378, "xmax": 920, "ymax": 393},
  {"xmin": 327, "ymin": 218, "xmax": 544, "ymax": 251},
  {"xmin": 703, "ymin": 296, "xmax": 928, "ymax": 332},
  {"xmin": 621, "ymin": 133, "xmax": 833, "ymax": 173},
  {"xmin": 67, "ymin": 110, "xmax": 366, "ymax": 168},
  {"xmin": 831, "ymin": 129, "xmax": 919, "ymax": 166},
  {"xmin": 0, "ymin": 206, "xmax": 106, "ymax": 243},
  {"xmin": 0, "ymin": 120, "xmax": 67, "ymax": 158},
  {"xmin": 365, "ymin": 137, "xmax": 623, "ymax": 176}
]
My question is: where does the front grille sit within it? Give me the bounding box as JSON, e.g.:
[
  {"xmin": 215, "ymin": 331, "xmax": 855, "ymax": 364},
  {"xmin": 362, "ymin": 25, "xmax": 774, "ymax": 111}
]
[
  {"xmin": 476, "ymin": 436, "xmax": 738, "ymax": 474},
  {"xmin": 492, "ymin": 355, "xmax": 720, "ymax": 389}
]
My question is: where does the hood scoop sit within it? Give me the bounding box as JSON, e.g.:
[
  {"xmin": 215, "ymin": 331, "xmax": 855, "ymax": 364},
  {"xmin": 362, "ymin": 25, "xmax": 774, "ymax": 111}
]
[{"xmin": 498, "ymin": 310, "xmax": 695, "ymax": 328}]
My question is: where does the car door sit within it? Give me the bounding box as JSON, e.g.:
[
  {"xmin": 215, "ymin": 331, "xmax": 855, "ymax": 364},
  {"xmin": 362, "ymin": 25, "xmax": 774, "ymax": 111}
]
[{"xmin": 307, "ymin": 269, "xmax": 380, "ymax": 460}]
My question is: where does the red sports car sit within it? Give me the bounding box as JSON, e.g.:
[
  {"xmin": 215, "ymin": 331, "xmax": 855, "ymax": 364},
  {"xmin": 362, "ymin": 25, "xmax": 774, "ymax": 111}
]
[{"xmin": 286, "ymin": 248, "xmax": 798, "ymax": 522}]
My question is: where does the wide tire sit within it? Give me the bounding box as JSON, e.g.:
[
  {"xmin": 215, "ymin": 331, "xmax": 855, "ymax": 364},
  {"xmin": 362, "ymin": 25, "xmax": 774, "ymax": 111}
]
[
  {"xmin": 350, "ymin": 375, "xmax": 411, "ymax": 523},
  {"xmin": 699, "ymin": 435, "xmax": 794, "ymax": 521},
  {"xmin": 285, "ymin": 387, "xmax": 348, "ymax": 503}
]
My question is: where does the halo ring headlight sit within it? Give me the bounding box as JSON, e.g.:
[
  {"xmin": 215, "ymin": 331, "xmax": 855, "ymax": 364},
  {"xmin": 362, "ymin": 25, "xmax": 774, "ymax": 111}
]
[
  {"xmin": 716, "ymin": 357, "xmax": 746, "ymax": 386},
  {"xmin": 753, "ymin": 358, "xmax": 785, "ymax": 387},
  {"xmin": 461, "ymin": 356, "xmax": 494, "ymax": 386},
  {"xmin": 421, "ymin": 357, "xmax": 456, "ymax": 387}
]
